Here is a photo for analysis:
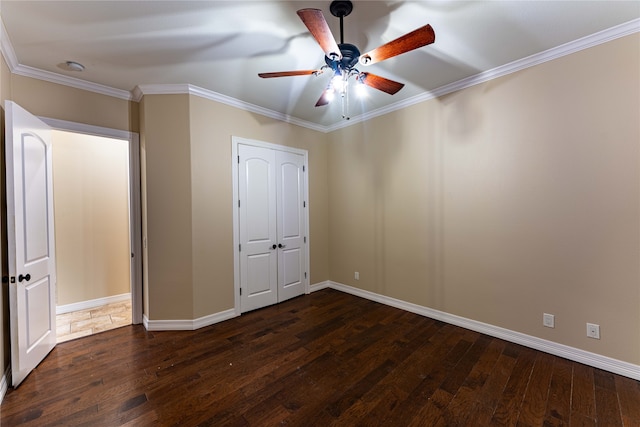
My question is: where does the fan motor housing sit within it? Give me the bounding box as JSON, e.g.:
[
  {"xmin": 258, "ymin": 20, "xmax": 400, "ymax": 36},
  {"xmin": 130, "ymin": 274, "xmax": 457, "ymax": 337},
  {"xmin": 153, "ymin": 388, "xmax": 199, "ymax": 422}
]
[
  {"xmin": 330, "ymin": 1, "xmax": 353, "ymax": 18},
  {"xmin": 326, "ymin": 43, "xmax": 361, "ymax": 72}
]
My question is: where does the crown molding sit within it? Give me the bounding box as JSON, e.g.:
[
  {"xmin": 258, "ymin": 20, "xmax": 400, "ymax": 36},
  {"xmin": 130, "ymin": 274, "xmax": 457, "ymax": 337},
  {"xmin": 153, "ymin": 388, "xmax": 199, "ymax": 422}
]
[
  {"xmin": 134, "ymin": 83, "xmax": 328, "ymax": 133},
  {"xmin": 0, "ymin": 16, "xmax": 18, "ymax": 70},
  {"xmin": 326, "ymin": 17, "xmax": 640, "ymax": 132},
  {"xmin": 2, "ymin": 17, "xmax": 638, "ymax": 133},
  {"xmin": 1, "ymin": 16, "xmax": 131, "ymax": 101},
  {"xmin": 12, "ymin": 64, "xmax": 133, "ymax": 100}
]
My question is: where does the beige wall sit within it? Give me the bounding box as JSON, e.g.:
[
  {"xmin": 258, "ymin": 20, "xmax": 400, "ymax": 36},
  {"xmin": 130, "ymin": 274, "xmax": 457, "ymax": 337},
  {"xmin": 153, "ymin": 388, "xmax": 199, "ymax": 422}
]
[
  {"xmin": 10, "ymin": 75, "xmax": 138, "ymax": 133},
  {"xmin": 52, "ymin": 131, "xmax": 130, "ymax": 306},
  {"xmin": 139, "ymin": 94, "xmax": 194, "ymax": 320},
  {"xmin": 140, "ymin": 93, "xmax": 329, "ymax": 320},
  {"xmin": 328, "ymin": 33, "xmax": 640, "ymax": 364}
]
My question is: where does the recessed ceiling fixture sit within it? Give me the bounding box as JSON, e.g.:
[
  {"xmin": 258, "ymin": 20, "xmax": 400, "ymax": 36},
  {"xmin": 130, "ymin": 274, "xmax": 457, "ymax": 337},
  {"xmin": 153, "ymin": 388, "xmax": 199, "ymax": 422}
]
[
  {"xmin": 60, "ymin": 61, "xmax": 85, "ymax": 72},
  {"xmin": 259, "ymin": 0, "xmax": 435, "ymax": 120}
]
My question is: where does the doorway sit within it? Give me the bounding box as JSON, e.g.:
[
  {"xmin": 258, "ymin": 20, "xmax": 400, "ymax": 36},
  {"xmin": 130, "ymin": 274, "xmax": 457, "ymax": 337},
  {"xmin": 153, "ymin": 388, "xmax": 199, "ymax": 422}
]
[
  {"xmin": 51, "ymin": 130, "xmax": 132, "ymax": 342},
  {"xmin": 4, "ymin": 103, "xmax": 142, "ymax": 386},
  {"xmin": 41, "ymin": 118, "xmax": 143, "ymax": 329}
]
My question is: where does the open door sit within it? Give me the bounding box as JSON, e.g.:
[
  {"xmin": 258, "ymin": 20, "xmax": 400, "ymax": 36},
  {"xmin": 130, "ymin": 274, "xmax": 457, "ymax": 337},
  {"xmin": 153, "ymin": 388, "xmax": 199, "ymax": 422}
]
[{"xmin": 5, "ymin": 101, "xmax": 57, "ymax": 387}]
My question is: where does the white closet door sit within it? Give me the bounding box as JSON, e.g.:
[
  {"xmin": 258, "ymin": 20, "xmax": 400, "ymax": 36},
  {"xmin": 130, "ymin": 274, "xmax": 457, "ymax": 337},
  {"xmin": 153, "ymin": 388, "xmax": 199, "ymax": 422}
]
[
  {"xmin": 276, "ymin": 151, "xmax": 306, "ymax": 302},
  {"xmin": 238, "ymin": 144, "xmax": 278, "ymax": 312}
]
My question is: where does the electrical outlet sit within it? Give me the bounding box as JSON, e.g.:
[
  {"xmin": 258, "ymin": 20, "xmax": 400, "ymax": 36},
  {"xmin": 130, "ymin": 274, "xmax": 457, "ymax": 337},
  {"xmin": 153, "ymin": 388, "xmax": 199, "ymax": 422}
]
[
  {"xmin": 354, "ymin": 272, "xmax": 359, "ymax": 280},
  {"xmin": 586, "ymin": 323, "xmax": 600, "ymax": 339},
  {"xmin": 543, "ymin": 313, "xmax": 555, "ymax": 328}
]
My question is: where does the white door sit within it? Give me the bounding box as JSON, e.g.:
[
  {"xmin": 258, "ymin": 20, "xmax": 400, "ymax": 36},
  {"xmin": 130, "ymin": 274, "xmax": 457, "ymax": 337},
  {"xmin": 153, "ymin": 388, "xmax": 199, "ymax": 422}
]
[
  {"xmin": 276, "ymin": 151, "xmax": 306, "ymax": 302},
  {"xmin": 238, "ymin": 143, "xmax": 307, "ymax": 312},
  {"xmin": 238, "ymin": 144, "xmax": 278, "ymax": 311},
  {"xmin": 5, "ymin": 101, "xmax": 57, "ymax": 387}
]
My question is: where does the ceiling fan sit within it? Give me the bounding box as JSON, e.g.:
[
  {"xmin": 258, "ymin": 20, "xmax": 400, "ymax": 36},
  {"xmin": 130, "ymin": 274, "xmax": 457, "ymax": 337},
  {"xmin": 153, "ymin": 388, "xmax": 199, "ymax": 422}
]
[{"xmin": 258, "ymin": 0, "xmax": 435, "ymax": 118}]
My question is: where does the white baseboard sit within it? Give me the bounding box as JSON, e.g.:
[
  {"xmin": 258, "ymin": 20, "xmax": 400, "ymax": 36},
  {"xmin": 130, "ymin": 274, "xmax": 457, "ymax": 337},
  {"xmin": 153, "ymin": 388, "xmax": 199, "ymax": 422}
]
[
  {"xmin": 143, "ymin": 308, "xmax": 237, "ymax": 331},
  {"xmin": 0, "ymin": 365, "xmax": 10, "ymax": 404},
  {"xmin": 56, "ymin": 293, "xmax": 131, "ymax": 315},
  {"xmin": 309, "ymin": 281, "xmax": 331, "ymax": 292},
  {"xmin": 311, "ymin": 280, "xmax": 640, "ymax": 381}
]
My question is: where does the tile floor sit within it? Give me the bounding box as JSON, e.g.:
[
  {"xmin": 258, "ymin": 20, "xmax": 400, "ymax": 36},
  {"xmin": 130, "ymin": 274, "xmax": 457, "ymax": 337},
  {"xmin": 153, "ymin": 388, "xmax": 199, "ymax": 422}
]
[{"xmin": 56, "ymin": 299, "xmax": 132, "ymax": 343}]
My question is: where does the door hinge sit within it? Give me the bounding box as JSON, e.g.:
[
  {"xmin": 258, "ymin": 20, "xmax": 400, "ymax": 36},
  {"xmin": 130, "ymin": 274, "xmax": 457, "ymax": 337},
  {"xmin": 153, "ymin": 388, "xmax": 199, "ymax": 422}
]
[
  {"xmin": 303, "ymin": 201, "xmax": 306, "ymax": 208},
  {"xmin": 304, "ymin": 272, "xmax": 307, "ymax": 279},
  {"xmin": 238, "ymin": 200, "xmax": 240, "ymax": 208},
  {"xmin": 304, "ymin": 236, "xmax": 306, "ymax": 243},
  {"xmin": 239, "ymin": 244, "xmax": 241, "ymax": 252},
  {"xmin": 237, "ymin": 155, "xmax": 240, "ymax": 164},
  {"xmin": 303, "ymin": 165, "xmax": 305, "ymax": 172},
  {"xmin": 240, "ymin": 288, "xmax": 242, "ymax": 296}
]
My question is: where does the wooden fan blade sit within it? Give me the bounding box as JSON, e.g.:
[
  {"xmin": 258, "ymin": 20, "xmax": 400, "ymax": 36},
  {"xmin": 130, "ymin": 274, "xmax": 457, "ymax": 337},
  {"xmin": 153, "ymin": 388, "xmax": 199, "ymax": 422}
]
[
  {"xmin": 361, "ymin": 73, "xmax": 405, "ymax": 95},
  {"xmin": 359, "ymin": 24, "xmax": 435, "ymax": 66},
  {"xmin": 258, "ymin": 70, "xmax": 320, "ymax": 78},
  {"xmin": 315, "ymin": 89, "xmax": 333, "ymax": 107},
  {"xmin": 297, "ymin": 9, "xmax": 342, "ymax": 60}
]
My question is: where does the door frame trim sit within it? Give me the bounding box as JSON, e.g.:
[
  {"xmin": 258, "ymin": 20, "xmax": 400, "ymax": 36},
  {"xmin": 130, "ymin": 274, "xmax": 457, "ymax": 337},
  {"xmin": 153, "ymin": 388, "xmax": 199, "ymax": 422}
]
[
  {"xmin": 231, "ymin": 136, "xmax": 310, "ymax": 315},
  {"xmin": 39, "ymin": 117, "xmax": 143, "ymax": 325}
]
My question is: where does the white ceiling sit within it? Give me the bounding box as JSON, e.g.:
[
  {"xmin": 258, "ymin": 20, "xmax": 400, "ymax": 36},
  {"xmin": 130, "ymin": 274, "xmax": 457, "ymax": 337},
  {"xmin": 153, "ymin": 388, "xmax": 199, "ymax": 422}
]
[{"xmin": 1, "ymin": 1, "xmax": 639, "ymax": 130}]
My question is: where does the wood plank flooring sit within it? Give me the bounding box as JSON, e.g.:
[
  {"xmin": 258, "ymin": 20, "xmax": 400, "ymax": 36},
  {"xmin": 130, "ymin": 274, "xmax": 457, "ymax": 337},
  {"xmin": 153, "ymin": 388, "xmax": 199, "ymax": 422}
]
[{"xmin": 1, "ymin": 289, "xmax": 638, "ymax": 426}]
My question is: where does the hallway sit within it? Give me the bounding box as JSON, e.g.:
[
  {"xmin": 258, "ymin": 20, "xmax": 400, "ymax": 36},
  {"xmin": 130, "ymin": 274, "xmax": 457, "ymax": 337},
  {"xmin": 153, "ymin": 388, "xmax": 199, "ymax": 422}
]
[{"xmin": 56, "ymin": 299, "xmax": 132, "ymax": 343}]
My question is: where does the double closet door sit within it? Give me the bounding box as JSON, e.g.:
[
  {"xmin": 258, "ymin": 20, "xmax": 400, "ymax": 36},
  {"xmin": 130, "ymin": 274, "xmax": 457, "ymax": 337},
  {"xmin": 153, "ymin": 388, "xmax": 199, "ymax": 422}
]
[{"xmin": 238, "ymin": 143, "xmax": 307, "ymax": 312}]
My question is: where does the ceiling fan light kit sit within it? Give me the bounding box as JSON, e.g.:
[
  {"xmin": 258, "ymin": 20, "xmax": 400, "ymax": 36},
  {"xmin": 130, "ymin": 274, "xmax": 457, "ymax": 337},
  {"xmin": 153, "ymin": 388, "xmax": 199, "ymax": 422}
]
[{"xmin": 258, "ymin": 0, "xmax": 435, "ymax": 120}]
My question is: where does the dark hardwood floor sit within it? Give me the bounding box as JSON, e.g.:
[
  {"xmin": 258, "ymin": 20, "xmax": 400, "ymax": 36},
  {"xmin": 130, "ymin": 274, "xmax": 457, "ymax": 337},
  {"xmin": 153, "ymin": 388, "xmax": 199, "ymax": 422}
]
[{"xmin": 1, "ymin": 289, "xmax": 638, "ymax": 426}]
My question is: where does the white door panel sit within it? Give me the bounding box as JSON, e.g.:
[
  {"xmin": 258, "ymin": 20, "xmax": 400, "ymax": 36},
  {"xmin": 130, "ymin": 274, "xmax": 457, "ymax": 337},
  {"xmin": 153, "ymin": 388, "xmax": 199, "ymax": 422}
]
[
  {"xmin": 5, "ymin": 101, "xmax": 57, "ymax": 387},
  {"xmin": 23, "ymin": 137, "xmax": 50, "ymax": 262},
  {"xmin": 279, "ymin": 163, "xmax": 302, "ymax": 238},
  {"xmin": 245, "ymin": 158, "xmax": 273, "ymax": 242},
  {"xmin": 239, "ymin": 145, "xmax": 278, "ymax": 311},
  {"xmin": 246, "ymin": 253, "xmax": 274, "ymax": 295},
  {"xmin": 281, "ymin": 248, "xmax": 302, "ymax": 286},
  {"xmin": 25, "ymin": 278, "xmax": 52, "ymax": 348},
  {"xmin": 276, "ymin": 152, "xmax": 305, "ymax": 302}
]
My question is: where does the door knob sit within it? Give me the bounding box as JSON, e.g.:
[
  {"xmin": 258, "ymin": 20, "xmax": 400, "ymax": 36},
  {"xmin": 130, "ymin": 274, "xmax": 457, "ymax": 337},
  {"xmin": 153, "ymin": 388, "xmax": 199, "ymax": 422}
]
[
  {"xmin": 271, "ymin": 244, "xmax": 277, "ymax": 250},
  {"xmin": 278, "ymin": 243, "xmax": 286, "ymax": 249},
  {"xmin": 18, "ymin": 274, "xmax": 31, "ymax": 283}
]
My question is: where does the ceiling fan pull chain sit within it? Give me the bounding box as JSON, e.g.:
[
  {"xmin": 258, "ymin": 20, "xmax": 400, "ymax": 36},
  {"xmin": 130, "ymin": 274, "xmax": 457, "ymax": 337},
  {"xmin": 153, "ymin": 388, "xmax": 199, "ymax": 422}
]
[{"xmin": 342, "ymin": 73, "xmax": 350, "ymax": 120}]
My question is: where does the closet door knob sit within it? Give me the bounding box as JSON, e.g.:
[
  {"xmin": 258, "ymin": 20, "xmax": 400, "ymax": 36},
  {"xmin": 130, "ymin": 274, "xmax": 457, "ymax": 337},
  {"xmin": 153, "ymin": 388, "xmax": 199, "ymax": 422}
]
[
  {"xmin": 278, "ymin": 243, "xmax": 286, "ymax": 249},
  {"xmin": 271, "ymin": 244, "xmax": 277, "ymax": 250},
  {"xmin": 18, "ymin": 274, "xmax": 31, "ymax": 283}
]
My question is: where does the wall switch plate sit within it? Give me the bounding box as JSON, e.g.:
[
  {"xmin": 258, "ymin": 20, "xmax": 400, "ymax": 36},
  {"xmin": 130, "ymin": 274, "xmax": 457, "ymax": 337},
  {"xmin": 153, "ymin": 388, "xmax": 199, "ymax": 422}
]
[
  {"xmin": 587, "ymin": 323, "xmax": 600, "ymax": 339},
  {"xmin": 354, "ymin": 272, "xmax": 359, "ymax": 280},
  {"xmin": 543, "ymin": 313, "xmax": 555, "ymax": 328}
]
